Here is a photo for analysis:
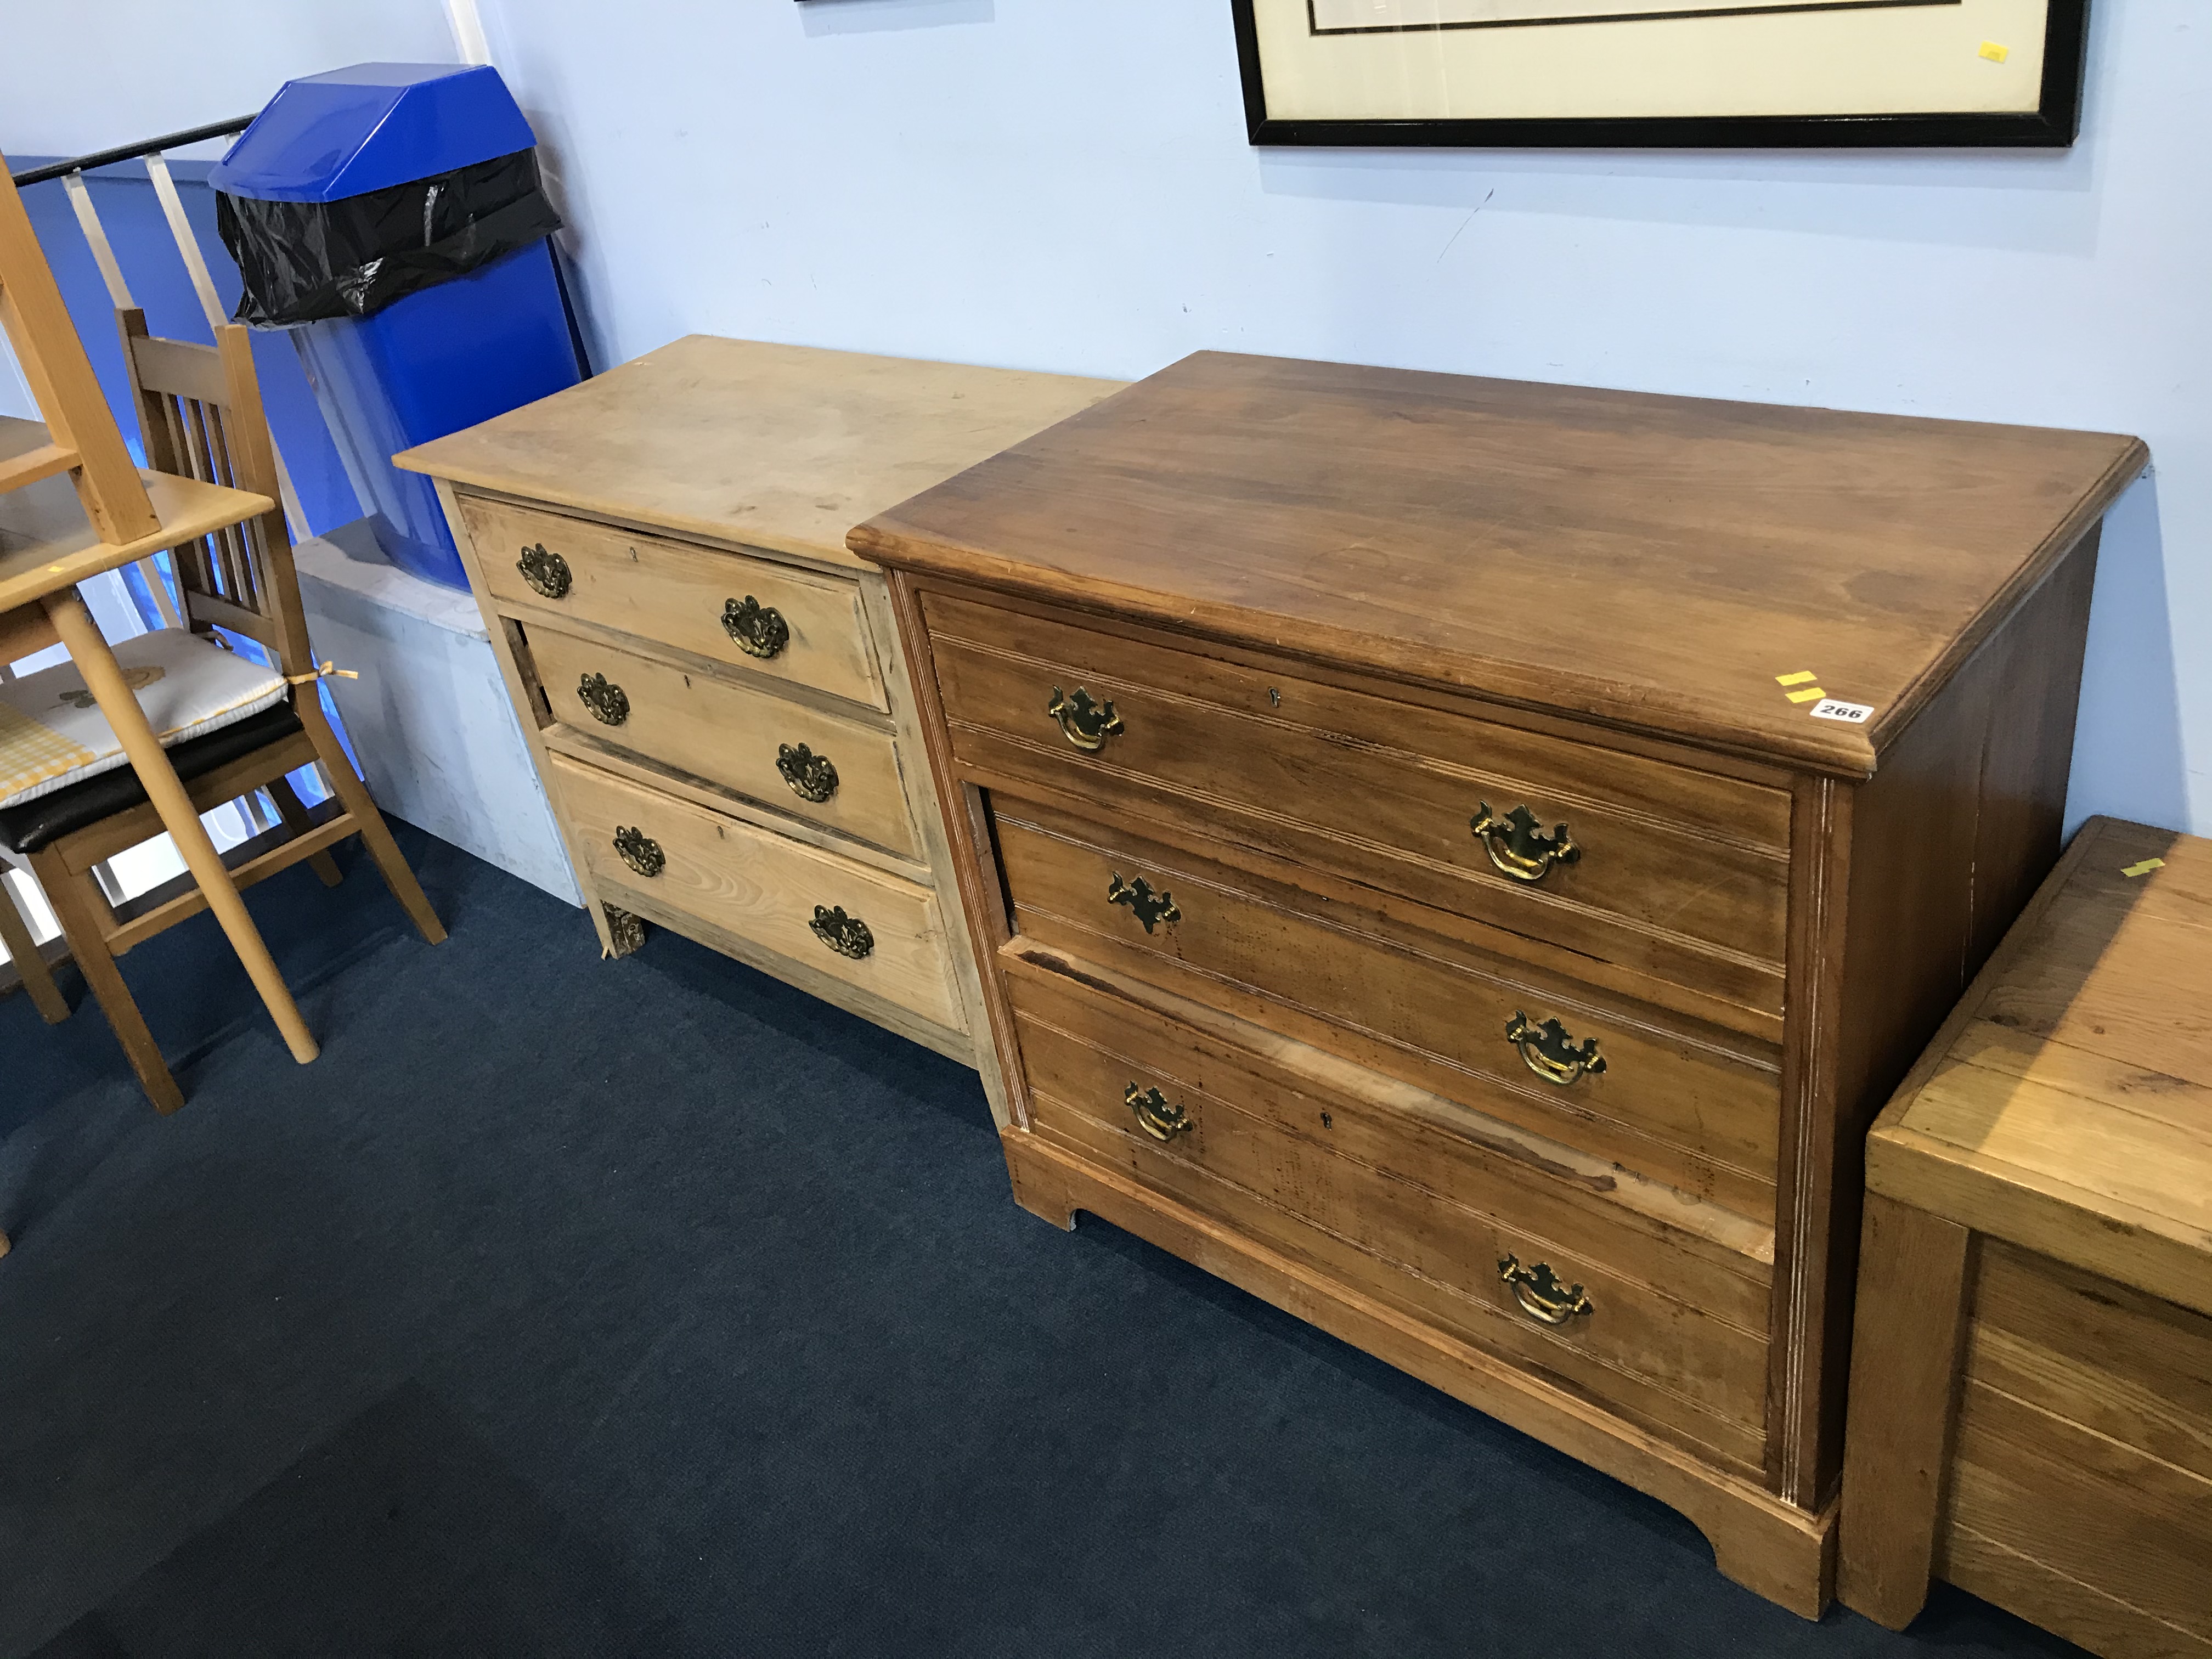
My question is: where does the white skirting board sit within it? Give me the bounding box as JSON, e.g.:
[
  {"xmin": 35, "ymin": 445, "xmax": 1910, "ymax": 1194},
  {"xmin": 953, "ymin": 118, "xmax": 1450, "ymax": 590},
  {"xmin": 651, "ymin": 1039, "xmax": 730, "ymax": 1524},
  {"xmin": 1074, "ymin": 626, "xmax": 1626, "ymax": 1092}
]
[{"xmin": 294, "ymin": 519, "xmax": 582, "ymax": 907}]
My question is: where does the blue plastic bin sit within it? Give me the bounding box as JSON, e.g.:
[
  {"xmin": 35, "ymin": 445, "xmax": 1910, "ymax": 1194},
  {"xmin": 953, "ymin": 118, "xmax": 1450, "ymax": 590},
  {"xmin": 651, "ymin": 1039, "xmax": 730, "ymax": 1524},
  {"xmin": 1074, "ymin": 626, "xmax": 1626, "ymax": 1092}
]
[{"xmin": 210, "ymin": 63, "xmax": 581, "ymax": 590}]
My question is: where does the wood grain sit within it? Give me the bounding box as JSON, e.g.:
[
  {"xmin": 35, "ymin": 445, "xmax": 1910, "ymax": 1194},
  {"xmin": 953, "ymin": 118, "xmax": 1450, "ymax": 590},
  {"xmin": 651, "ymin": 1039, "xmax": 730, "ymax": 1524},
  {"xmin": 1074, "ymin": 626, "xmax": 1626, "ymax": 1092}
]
[
  {"xmin": 548, "ymin": 752, "xmax": 962, "ymax": 1031},
  {"xmin": 1944, "ymin": 1378, "xmax": 2211, "ymax": 1641},
  {"xmin": 462, "ymin": 492, "xmax": 886, "ymax": 708},
  {"xmin": 1942, "ymin": 1524, "xmax": 2212, "ymax": 1659},
  {"xmin": 1870, "ymin": 818, "xmax": 2212, "ymax": 1317},
  {"xmin": 928, "ymin": 590, "xmax": 1792, "ymax": 1014},
  {"xmin": 1778, "ymin": 539, "xmax": 2096, "ymax": 1509},
  {"xmin": 395, "ymin": 334, "xmax": 1121, "ymax": 571},
  {"xmin": 1968, "ymin": 1240, "xmax": 2212, "ymax": 1486},
  {"xmin": 1836, "ymin": 1192, "xmax": 1974, "ymax": 1630},
  {"xmin": 853, "ymin": 352, "xmax": 2144, "ymax": 776},
  {"xmin": 524, "ymin": 622, "xmax": 918, "ymax": 859},
  {"xmin": 994, "ymin": 800, "xmax": 1782, "ymax": 1218},
  {"xmin": 999, "ymin": 1126, "xmax": 1835, "ymax": 1616}
]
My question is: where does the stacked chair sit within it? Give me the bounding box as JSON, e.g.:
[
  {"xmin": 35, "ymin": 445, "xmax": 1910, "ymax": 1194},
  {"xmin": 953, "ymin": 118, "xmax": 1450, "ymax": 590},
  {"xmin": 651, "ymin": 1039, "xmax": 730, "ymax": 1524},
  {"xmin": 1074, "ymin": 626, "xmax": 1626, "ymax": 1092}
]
[{"xmin": 0, "ymin": 153, "xmax": 444, "ymax": 1152}]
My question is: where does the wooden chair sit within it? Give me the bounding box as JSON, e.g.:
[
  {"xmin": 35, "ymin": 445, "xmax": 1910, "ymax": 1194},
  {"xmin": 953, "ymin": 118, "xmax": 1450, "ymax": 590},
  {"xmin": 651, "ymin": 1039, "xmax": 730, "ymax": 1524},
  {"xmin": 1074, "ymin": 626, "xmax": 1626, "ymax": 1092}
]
[
  {"xmin": 0, "ymin": 154, "xmax": 159, "ymax": 545},
  {"xmin": 0, "ymin": 312, "xmax": 447, "ymax": 1111}
]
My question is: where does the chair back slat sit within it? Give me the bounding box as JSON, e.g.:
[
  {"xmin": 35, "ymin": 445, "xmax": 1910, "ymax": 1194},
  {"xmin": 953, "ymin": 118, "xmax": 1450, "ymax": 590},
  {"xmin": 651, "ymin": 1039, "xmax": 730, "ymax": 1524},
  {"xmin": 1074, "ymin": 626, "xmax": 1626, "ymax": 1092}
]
[
  {"xmin": 113, "ymin": 307, "xmax": 313, "ymax": 675},
  {"xmin": 127, "ymin": 335, "xmax": 227, "ymax": 406}
]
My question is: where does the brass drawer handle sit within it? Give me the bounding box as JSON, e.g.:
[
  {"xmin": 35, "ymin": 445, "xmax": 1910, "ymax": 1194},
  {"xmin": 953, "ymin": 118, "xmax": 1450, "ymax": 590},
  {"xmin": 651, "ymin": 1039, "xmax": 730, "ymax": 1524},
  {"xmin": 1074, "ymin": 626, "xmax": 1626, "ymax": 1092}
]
[
  {"xmin": 777, "ymin": 742, "xmax": 839, "ymax": 804},
  {"xmin": 810, "ymin": 904, "xmax": 874, "ymax": 960},
  {"xmin": 1107, "ymin": 873, "xmax": 1180, "ymax": 933},
  {"xmin": 1505, "ymin": 1011, "xmax": 1606, "ymax": 1087},
  {"xmin": 1126, "ymin": 1082, "xmax": 1193, "ymax": 1142},
  {"xmin": 517, "ymin": 543, "xmax": 571, "ymax": 600},
  {"xmin": 1046, "ymin": 685, "xmax": 1123, "ymax": 752},
  {"xmin": 1499, "ymin": 1255, "xmax": 1594, "ymax": 1325},
  {"xmin": 723, "ymin": 595, "xmax": 791, "ymax": 659},
  {"xmin": 1469, "ymin": 802, "xmax": 1578, "ymax": 884},
  {"xmin": 578, "ymin": 672, "xmax": 629, "ymax": 726},
  {"xmin": 613, "ymin": 825, "xmax": 664, "ymax": 879}
]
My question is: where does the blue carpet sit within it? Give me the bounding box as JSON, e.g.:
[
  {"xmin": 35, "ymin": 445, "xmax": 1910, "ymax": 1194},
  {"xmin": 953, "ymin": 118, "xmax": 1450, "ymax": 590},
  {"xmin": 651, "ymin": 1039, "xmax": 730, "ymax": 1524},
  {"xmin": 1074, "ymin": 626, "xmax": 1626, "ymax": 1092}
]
[{"xmin": 0, "ymin": 825, "xmax": 2089, "ymax": 1657}]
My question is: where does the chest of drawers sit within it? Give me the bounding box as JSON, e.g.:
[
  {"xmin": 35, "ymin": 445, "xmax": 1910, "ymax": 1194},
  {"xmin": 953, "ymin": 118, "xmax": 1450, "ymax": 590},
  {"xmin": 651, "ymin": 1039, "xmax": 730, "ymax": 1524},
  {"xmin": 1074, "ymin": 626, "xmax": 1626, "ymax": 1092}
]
[
  {"xmin": 394, "ymin": 336, "xmax": 1116, "ymax": 1103},
  {"xmin": 851, "ymin": 351, "xmax": 2147, "ymax": 1615}
]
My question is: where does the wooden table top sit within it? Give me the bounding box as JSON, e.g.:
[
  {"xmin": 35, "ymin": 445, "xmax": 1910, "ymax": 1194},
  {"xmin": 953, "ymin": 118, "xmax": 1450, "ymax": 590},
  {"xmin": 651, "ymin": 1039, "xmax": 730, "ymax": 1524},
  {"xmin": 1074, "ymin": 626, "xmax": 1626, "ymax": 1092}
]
[
  {"xmin": 392, "ymin": 335, "xmax": 1124, "ymax": 572},
  {"xmin": 849, "ymin": 352, "xmax": 2147, "ymax": 776},
  {"xmin": 1867, "ymin": 816, "xmax": 2211, "ymax": 1317},
  {"xmin": 0, "ymin": 415, "xmax": 274, "ymax": 614}
]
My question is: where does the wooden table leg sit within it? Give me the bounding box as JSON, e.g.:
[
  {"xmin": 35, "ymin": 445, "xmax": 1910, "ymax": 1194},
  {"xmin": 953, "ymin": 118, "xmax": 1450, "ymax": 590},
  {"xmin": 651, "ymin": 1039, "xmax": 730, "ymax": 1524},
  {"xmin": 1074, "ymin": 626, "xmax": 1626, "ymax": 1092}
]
[{"xmin": 42, "ymin": 586, "xmax": 318, "ymax": 1065}]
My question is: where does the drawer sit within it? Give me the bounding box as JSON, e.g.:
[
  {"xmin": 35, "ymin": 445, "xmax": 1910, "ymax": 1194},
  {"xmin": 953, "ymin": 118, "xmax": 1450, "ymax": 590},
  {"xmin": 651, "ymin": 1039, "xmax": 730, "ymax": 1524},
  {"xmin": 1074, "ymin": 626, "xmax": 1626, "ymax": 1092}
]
[
  {"xmin": 549, "ymin": 754, "xmax": 962, "ymax": 1032},
  {"xmin": 924, "ymin": 592, "xmax": 1791, "ymax": 1023},
  {"xmin": 1003, "ymin": 952, "xmax": 1771, "ymax": 1472},
  {"xmin": 527, "ymin": 623, "xmax": 918, "ymax": 859},
  {"xmin": 993, "ymin": 797, "xmax": 1781, "ymax": 1220},
  {"xmin": 464, "ymin": 494, "xmax": 885, "ymax": 709}
]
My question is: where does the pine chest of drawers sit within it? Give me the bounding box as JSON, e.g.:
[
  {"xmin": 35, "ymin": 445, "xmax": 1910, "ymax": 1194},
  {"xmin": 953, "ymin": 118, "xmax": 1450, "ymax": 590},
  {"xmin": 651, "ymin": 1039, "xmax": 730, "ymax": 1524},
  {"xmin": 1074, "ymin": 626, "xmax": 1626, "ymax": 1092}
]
[
  {"xmin": 394, "ymin": 335, "xmax": 1117, "ymax": 1099},
  {"xmin": 850, "ymin": 351, "xmax": 2147, "ymax": 1615}
]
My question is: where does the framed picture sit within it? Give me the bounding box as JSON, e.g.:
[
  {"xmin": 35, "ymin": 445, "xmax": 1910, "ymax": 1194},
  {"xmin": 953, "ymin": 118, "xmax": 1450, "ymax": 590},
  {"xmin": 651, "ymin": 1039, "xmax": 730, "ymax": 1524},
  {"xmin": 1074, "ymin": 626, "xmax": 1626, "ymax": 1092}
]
[{"xmin": 1230, "ymin": 0, "xmax": 2089, "ymax": 148}]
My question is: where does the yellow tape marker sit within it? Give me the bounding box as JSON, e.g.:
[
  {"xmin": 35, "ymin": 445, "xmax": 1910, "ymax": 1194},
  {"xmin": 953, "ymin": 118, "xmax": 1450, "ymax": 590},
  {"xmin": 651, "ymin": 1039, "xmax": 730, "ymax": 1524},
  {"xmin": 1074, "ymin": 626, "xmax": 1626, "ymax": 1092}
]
[
  {"xmin": 1775, "ymin": 670, "xmax": 1818, "ymax": 687},
  {"xmin": 1979, "ymin": 40, "xmax": 2009, "ymax": 62},
  {"xmin": 2121, "ymin": 857, "xmax": 2166, "ymax": 878},
  {"xmin": 1785, "ymin": 687, "xmax": 1827, "ymax": 704}
]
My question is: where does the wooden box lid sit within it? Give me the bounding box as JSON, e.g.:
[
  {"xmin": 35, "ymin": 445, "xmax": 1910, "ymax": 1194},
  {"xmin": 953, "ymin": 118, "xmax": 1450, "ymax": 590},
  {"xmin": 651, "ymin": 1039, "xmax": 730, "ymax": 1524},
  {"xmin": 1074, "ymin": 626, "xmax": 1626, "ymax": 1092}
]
[
  {"xmin": 848, "ymin": 351, "xmax": 2146, "ymax": 776},
  {"xmin": 1867, "ymin": 817, "xmax": 2212, "ymax": 1317},
  {"xmin": 393, "ymin": 335, "xmax": 1120, "ymax": 571}
]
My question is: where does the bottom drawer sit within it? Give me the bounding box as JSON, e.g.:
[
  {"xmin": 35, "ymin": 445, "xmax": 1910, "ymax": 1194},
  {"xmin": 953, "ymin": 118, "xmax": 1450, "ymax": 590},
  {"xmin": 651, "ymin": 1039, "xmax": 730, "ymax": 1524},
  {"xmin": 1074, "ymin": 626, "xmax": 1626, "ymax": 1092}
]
[
  {"xmin": 1003, "ymin": 950, "xmax": 1771, "ymax": 1473},
  {"xmin": 549, "ymin": 753, "xmax": 964, "ymax": 1033}
]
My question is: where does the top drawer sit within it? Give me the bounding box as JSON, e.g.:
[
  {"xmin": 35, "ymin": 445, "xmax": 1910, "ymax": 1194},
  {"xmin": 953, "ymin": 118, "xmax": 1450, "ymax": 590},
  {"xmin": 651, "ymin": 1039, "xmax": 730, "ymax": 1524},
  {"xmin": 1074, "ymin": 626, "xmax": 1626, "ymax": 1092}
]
[
  {"xmin": 922, "ymin": 592, "xmax": 1793, "ymax": 1020},
  {"xmin": 461, "ymin": 494, "xmax": 885, "ymax": 710}
]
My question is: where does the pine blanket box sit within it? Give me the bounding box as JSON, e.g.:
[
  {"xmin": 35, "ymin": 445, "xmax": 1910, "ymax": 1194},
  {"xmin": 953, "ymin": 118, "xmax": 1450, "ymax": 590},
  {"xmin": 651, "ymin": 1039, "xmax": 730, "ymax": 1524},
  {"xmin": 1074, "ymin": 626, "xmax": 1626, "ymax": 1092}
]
[
  {"xmin": 394, "ymin": 336, "xmax": 1117, "ymax": 1112},
  {"xmin": 1839, "ymin": 817, "xmax": 2211, "ymax": 1656},
  {"xmin": 850, "ymin": 350, "xmax": 2147, "ymax": 1614}
]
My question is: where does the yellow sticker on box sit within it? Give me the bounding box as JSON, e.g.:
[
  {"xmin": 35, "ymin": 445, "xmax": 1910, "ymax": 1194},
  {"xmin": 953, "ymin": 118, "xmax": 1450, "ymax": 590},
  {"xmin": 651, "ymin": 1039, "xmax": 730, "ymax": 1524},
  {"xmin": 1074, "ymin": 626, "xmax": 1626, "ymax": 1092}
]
[
  {"xmin": 1785, "ymin": 686, "xmax": 1827, "ymax": 704},
  {"xmin": 1979, "ymin": 40, "xmax": 2009, "ymax": 62},
  {"xmin": 2121, "ymin": 857, "xmax": 2166, "ymax": 878},
  {"xmin": 1775, "ymin": 670, "xmax": 1818, "ymax": 687}
]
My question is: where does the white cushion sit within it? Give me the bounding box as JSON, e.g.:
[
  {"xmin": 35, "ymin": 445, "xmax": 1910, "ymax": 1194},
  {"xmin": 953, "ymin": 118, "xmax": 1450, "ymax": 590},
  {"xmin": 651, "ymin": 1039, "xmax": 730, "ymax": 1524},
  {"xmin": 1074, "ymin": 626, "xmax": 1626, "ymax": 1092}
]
[{"xmin": 0, "ymin": 628, "xmax": 290, "ymax": 809}]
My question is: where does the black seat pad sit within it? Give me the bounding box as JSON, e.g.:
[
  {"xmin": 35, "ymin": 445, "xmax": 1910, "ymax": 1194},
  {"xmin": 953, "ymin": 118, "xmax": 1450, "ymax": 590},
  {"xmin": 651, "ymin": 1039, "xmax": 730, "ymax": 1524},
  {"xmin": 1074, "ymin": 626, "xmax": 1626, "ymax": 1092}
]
[{"xmin": 0, "ymin": 699, "xmax": 305, "ymax": 856}]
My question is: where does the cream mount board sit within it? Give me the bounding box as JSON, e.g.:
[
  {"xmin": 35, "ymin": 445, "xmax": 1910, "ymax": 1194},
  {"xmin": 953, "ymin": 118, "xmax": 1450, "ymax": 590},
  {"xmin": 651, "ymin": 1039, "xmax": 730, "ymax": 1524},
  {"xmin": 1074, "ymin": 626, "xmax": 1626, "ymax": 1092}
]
[{"xmin": 1235, "ymin": 0, "xmax": 2085, "ymax": 146}]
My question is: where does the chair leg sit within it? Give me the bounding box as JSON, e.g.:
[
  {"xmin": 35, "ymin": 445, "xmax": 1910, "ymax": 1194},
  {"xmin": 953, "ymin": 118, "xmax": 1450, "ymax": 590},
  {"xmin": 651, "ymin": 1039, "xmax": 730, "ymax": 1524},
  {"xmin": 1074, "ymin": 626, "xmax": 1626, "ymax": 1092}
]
[
  {"xmin": 297, "ymin": 704, "xmax": 447, "ymax": 946},
  {"xmin": 30, "ymin": 851, "xmax": 184, "ymax": 1113},
  {"xmin": 0, "ymin": 866, "xmax": 70, "ymax": 1025},
  {"xmin": 267, "ymin": 775, "xmax": 343, "ymax": 887}
]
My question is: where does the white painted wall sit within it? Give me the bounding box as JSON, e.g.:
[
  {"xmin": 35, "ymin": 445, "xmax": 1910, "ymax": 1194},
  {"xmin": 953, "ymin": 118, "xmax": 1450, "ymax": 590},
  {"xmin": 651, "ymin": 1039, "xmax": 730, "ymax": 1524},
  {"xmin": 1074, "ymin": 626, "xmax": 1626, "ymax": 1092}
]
[
  {"xmin": 0, "ymin": 0, "xmax": 464, "ymax": 422},
  {"xmin": 473, "ymin": 0, "xmax": 2205, "ymax": 836},
  {"xmin": 0, "ymin": 0, "xmax": 457, "ymax": 157}
]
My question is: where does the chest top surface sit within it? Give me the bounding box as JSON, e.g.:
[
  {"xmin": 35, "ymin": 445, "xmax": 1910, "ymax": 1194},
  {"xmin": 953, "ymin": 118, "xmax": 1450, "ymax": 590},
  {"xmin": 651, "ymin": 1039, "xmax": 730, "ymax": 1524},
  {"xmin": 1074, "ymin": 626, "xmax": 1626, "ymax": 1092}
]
[
  {"xmin": 1871, "ymin": 817, "xmax": 2212, "ymax": 1307},
  {"xmin": 393, "ymin": 334, "xmax": 1122, "ymax": 571},
  {"xmin": 849, "ymin": 351, "xmax": 2146, "ymax": 775}
]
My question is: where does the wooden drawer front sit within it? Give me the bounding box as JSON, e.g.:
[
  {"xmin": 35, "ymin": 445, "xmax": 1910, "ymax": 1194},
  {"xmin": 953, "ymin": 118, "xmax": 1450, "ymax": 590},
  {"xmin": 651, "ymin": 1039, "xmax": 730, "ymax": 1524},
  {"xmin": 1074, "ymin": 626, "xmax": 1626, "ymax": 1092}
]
[
  {"xmin": 994, "ymin": 800, "xmax": 1781, "ymax": 1218},
  {"xmin": 1940, "ymin": 1239, "xmax": 2212, "ymax": 1647},
  {"xmin": 549, "ymin": 754, "xmax": 961, "ymax": 1031},
  {"xmin": 926, "ymin": 592, "xmax": 1790, "ymax": 1018},
  {"xmin": 1003, "ymin": 956, "xmax": 1771, "ymax": 1471},
  {"xmin": 464, "ymin": 494, "xmax": 884, "ymax": 709},
  {"xmin": 527, "ymin": 623, "xmax": 917, "ymax": 859}
]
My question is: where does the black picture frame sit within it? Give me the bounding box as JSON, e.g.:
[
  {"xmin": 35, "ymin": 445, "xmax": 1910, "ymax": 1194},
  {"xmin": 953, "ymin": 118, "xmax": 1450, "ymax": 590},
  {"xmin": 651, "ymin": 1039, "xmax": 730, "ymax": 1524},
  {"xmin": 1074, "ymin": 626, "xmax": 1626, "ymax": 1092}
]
[{"xmin": 1230, "ymin": 0, "xmax": 2089, "ymax": 148}]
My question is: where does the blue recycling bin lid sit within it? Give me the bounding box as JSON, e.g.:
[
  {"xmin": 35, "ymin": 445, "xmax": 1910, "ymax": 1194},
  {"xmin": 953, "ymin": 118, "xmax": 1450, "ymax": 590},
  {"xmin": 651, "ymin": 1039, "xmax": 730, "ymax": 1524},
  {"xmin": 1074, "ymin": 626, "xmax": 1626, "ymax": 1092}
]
[{"xmin": 208, "ymin": 63, "xmax": 536, "ymax": 202}]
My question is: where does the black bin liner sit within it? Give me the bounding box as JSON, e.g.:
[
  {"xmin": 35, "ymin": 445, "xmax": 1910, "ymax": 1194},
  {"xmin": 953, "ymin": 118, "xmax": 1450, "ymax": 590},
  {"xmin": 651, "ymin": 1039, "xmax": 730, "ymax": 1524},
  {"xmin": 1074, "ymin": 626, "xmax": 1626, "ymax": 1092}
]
[{"xmin": 217, "ymin": 148, "xmax": 563, "ymax": 326}]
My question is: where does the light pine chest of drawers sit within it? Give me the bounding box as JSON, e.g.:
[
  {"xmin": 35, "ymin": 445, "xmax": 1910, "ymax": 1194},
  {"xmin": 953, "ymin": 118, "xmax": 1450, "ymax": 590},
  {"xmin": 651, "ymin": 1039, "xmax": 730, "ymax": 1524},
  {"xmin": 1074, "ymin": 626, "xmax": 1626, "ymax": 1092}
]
[
  {"xmin": 394, "ymin": 336, "xmax": 1118, "ymax": 1102},
  {"xmin": 851, "ymin": 351, "xmax": 2147, "ymax": 1615}
]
